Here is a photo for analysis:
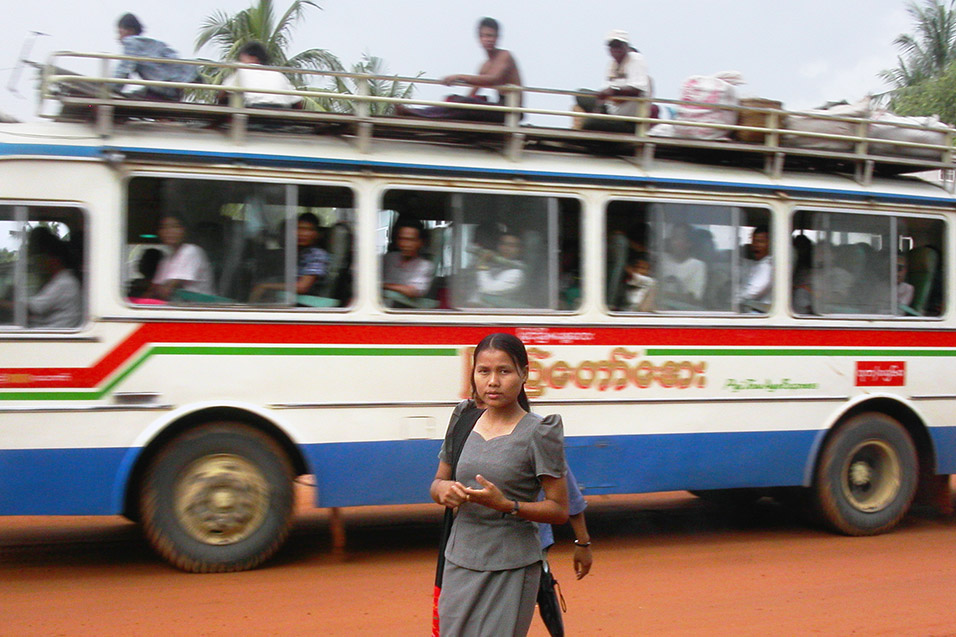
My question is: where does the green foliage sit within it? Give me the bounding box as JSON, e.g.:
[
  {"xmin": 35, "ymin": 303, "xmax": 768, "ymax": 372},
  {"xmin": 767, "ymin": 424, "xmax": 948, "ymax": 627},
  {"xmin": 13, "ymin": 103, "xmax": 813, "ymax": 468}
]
[
  {"xmin": 192, "ymin": 0, "xmax": 417, "ymax": 112},
  {"xmin": 889, "ymin": 60, "xmax": 956, "ymax": 124},
  {"xmin": 193, "ymin": 0, "xmax": 342, "ymax": 103},
  {"xmin": 881, "ymin": 0, "xmax": 956, "ymax": 88},
  {"xmin": 318, "ymin": 54, "xmax": 420, "ymax": 115}
]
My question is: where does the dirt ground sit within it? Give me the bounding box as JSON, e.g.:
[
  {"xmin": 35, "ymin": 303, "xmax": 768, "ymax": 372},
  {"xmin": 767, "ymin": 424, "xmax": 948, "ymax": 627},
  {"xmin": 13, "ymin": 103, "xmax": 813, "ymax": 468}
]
[{"xmin": 3, "ymin": 490, "xmax": 956, "ymax": 636}]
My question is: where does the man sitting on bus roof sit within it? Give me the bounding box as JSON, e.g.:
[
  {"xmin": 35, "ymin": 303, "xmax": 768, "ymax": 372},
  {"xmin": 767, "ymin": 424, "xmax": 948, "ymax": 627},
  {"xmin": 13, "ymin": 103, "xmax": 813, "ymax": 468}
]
[
  {"xmin": 395, "ymin": 17, "xmax": 521, "ymax": 123},
  {"xmin": 113, "ymin": 13, "xmax": 198, "ymax": 101},
  {"xmin": 576, "ymin": 30, "xmax": 656, "ymax": 132},
  {"xmin": 220, "ymin": 41, "xmax": 303, "ymax": 109}
]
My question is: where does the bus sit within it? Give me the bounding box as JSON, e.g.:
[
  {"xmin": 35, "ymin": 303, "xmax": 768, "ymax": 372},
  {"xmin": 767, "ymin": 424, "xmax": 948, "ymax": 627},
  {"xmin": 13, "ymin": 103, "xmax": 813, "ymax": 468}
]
[{"xmin": 1, "ymin": 52, "xmax": 955, "ymax": 572}]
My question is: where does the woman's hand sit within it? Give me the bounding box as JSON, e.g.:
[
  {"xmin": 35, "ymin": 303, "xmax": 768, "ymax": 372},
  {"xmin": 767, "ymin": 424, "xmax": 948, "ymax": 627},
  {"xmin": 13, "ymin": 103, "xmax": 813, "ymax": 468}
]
[
  {"xmin": 461, "ymin": 474, "xmax": 510, "ymax": 512},
  {"xmin": 573, "ymin": 544, "xmax": 592, "ymax": 579},
  {"xmin": 433, "ymin": 479, "xmax": 469, "ymax": 508}
]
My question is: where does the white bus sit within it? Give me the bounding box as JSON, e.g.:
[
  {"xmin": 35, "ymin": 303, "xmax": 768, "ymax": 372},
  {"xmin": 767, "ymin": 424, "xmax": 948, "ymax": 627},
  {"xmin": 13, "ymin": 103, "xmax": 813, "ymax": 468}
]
[{"xmin": 1, "ymin": 53, "xmax": 955, "ymax": 571}]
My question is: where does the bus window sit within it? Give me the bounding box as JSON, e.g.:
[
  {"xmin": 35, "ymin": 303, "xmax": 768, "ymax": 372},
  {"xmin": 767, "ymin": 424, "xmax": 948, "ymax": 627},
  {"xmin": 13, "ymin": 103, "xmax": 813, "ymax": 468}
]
[
  {"xmin": 0, "ymin": 205, "xmax": 85, "ymax": 330},
  {"xmin": 791, "ymin": 211, "xmax": 945, "ymax": 317},
  {"xmin": 378, "ymin": 190, "xmax": 581, "ymax": 311},
  {"xmin": 606, "ymin": 200, "xmax": 771, "ymax": 313},
  {"xmin": 126, "ymin": 178, "xmax": 354, "ymax": 308}
]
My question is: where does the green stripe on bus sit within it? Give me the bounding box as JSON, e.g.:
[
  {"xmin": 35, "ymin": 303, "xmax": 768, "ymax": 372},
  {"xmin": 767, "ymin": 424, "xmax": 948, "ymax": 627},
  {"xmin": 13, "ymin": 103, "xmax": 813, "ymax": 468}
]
[{"xmin": 0, "ymin": 346, "xmax": 458, "ymax": 401}]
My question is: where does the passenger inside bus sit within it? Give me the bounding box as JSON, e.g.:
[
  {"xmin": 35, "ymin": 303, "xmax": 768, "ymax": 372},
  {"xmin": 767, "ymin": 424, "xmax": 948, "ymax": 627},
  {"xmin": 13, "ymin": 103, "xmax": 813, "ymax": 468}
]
[
  {"xmin": 658, "ymin": 222, "xmax": 707, "ymax": 309},
  {"xmin": 249, "ymin": 212, "xmax": 329, "ymax": 303},
  {"xmin": 0, "ymin": 228, "xmax": 82, "ymax": 328},
  {"xmin": 147, "ymin": 214, "xmax": 214, "ymax": 301},
  {"xmin": 623, "ymin": 250, "xmax": 656, "ymax": 312},
  {"xmin": 738, "ymin": 224, "xmax": 772, "ymax": 313},
  {"xmin": 127, "ymin": 247, "xmax": 163, "ymax": 300},
  {"xmin": 469, "ymin": 231, "xmax": 526, "ymax": 307},
  {"xmin": 792, "ymin": 234, "xmax": 814, "ymax": 314},
  {"xmin": 897, "ymin": 253, "xmax": 916, "ymax": 313},
  {"xmin": 382, "ymin": 218, "xmax": 436, "ymax": 307}
]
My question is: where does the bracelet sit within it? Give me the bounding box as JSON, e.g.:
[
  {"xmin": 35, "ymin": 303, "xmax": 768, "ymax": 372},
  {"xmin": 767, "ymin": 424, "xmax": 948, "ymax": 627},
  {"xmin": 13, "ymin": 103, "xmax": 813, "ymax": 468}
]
[
  {"xmin": 507, "ymin": 500, "xmax": 520, "ymax": 516},
  {"xmin": 573, "ymin": 539, "xmax": 591, "ymax": 547}
]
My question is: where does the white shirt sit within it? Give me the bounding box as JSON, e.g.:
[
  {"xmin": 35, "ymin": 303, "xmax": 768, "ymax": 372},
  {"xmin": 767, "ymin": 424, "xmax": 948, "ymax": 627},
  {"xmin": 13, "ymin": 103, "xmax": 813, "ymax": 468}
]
[
  {"xmin": 29, "ymin": 269, "xmax": 81, "ymax": 328},
  {"xmin": 382, "ymin": 252, "xmax": 435, "ymax": 297},
  {"xmin": 477, "ymin": 266, "xmax": 524, "ymax": 295},
  {"xmin": 739, "ymin": 255, "xmax": 773, "ymax": 307},
  {"xmin": 602, "ymin": 51, "xmax": 652, "ymax": 117},
  {"xmin": 155, "ymin": 244, "xmax": 214, "ymax": 295},
  {"xmin": 222, "ymin": 67, "xmax": 303, "ymax": 107},
  {"xmin": 659, "ymin": 254, "xmax": 706, "ymax": 301}
]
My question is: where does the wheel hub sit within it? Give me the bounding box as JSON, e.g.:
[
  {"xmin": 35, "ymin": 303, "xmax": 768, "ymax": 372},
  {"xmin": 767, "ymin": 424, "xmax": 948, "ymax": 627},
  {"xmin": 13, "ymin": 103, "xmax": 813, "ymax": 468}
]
[
  {"xmin": 841, "ymin": 439, "xmax": 901, "ymax": 513},
  {"xmin": 174, "ymin": 454, "xmax": 270, "ymax": 545}
]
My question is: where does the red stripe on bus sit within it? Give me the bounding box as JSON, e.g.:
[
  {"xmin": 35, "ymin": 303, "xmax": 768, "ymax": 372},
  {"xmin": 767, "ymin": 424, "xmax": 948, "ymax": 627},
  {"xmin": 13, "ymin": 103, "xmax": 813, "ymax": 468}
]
[{"xmin": 3, "ymin": 322, "xmax": 956, "ymax": 389}]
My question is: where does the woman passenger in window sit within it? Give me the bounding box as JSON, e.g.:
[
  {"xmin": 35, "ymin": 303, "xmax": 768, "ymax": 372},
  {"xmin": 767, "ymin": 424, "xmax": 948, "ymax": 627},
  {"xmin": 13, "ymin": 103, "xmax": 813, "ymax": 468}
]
[
  {"xmin": 472, "ymin": 231, "xmax": 525, "ymax": 306},
  {"xmin": 659, "ymin": 222, "xmax": 706, "ymax": 306},
  {"xmin": 147, "ymin": 213, "xmax": 213, "ymax": 300}
]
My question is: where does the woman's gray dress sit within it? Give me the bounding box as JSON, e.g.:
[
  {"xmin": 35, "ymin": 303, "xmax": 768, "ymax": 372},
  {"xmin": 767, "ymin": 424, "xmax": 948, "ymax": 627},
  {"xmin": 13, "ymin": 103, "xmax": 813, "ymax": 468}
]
[{"xmin": 438, "ymin": 409, "xmax": 566, "ymax": 637}]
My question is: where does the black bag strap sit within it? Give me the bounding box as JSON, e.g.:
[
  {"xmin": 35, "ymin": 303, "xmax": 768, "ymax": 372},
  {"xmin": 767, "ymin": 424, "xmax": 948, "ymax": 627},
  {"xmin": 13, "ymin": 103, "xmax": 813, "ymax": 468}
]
[{"xmin": 434, "ymin": 404, "xmax": 483, "ymax": 588}]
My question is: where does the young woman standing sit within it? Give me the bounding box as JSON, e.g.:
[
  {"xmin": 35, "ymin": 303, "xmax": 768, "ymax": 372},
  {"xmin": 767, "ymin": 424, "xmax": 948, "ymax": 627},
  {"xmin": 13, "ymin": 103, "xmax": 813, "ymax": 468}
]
[{"xmin": 431, "ymin": 333, "xmax": 569, "ymax": 636}]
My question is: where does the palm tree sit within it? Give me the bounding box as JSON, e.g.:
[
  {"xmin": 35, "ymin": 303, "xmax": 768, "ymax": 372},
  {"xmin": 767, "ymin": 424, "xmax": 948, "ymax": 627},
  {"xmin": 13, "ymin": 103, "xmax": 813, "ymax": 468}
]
[
  {"xmin": 194, "ymin": 0, "xmax": 342, "ymax": 89},
  {"xmin": 321, "ymin": 54, "xmax": 420, "ymax": 116},
  {"xmin": 880, "ymin": 0, "xmax": 956, "ymax": 89}
]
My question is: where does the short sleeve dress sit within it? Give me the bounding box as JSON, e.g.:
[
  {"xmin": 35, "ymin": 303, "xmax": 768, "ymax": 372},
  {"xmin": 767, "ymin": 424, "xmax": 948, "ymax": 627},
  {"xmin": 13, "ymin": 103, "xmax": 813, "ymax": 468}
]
[{"xmin": 437, "ymin": 409, "xmax": 566, "ymax": 637}]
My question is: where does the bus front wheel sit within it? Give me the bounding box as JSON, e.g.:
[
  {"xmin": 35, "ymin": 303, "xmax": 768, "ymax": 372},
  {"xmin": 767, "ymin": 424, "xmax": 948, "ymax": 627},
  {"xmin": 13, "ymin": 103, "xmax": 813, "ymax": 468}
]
[
  {"xmin": 813, "ymin": 413, "xmax": 917, "ymax": 536},
  {"xmin": 139, "ymin": 422, "xmax": 295, "ymax": 572}
]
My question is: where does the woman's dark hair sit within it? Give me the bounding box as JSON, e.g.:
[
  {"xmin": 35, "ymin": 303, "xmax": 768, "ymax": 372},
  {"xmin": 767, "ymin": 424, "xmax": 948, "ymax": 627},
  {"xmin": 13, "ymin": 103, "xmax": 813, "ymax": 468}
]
[
  {"xmin": 138, "ymin": 247, "xmax": 164, "ymax": 279},
  {"xmin": 117, "ymin": 13, "xmax": 143, "ymax": 35},
  {"xmin": 472, "ymin": 332, "xmax": 531, "ymax": 412},
  {"xmin": 238, "ymin": 41, "xmax": 270, "ymax": 65}
]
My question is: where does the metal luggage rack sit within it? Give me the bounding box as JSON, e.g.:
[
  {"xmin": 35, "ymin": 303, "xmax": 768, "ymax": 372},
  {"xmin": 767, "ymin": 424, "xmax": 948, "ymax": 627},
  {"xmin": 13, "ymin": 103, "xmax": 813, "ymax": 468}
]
[{"xmin": 40, "ymin": 51, "xmax": 956, "ymax": 189}]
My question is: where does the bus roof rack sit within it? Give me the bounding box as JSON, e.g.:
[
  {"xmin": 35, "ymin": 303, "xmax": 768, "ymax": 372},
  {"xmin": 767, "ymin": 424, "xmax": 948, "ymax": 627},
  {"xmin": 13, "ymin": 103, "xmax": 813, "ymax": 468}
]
[{"xmin": 39, "ymin": 51, "xmax": 956, "ymax": 189}]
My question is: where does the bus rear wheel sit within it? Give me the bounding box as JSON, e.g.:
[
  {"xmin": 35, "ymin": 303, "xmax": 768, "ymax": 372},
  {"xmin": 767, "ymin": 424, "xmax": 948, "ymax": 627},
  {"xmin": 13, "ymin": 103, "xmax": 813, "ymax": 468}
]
[
  {"xmin": 139, "ymin": 422, "xmax": 295, "ymax": 572},
  {"xmin": 813, "ymin": 413, "xmax": 917, "ymax": 536}
]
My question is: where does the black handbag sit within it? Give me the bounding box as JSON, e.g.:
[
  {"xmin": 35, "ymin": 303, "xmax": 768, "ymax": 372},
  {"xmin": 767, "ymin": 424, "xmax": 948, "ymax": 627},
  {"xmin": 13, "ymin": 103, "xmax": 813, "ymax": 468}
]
[
  {"xmin": 432, "ymin": 403, "xmax": 483, "ymax": 637},
  {"xmin": 537, "ymin": 558, "xmax": 566, "ymax": 637}
]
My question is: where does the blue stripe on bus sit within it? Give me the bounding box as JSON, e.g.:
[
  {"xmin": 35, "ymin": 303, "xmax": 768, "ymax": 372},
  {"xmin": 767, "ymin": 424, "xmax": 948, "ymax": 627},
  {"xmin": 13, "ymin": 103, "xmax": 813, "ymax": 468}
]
[
  {"xmin": 1, "ymin": 141, "xmax": 949, "ymax": 207},
  {"xmin": 1, "ymin": 425, "xmax": 950, "ymax": 514},
  {"xmin": 0, "ymin": 143, "xmax": 101, "ymax": 158},
  {"xmin": 106, "ymin": 145, "xmax": 956, "ymax": 206},
  {"xmin": 929, "ymin": 426, "xmax": 956, "ymax": 474},
  {"xmin": 0, "ymin": 447, "xmax": 130, "ymax": 514},
  {"xmin": 303, "ymin": 429, "xmax": 822, "ymax": 507}
]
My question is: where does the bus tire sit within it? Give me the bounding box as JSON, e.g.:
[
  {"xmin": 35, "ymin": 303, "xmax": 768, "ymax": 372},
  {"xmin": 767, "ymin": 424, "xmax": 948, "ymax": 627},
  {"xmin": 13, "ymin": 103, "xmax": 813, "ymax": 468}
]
[
  {"xmin": 813, "ymin": 413, "xmax": 917, "ymax": 536},
  {"xmin": 139, "ymin": 422, "xmax": 295, "ymax": 573}
]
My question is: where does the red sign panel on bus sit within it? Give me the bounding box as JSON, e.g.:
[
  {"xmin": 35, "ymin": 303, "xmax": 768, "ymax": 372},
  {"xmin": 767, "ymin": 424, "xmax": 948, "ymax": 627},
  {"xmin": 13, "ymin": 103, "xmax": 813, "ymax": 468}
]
[{"xmin": 855, "ymin": 361, "xmax": 906, "ymax": 386}]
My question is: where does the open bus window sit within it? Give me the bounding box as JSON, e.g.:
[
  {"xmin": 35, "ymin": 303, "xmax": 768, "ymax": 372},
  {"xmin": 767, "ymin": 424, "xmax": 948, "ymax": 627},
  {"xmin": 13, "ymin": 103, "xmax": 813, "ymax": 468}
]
[
  {"xmin": 792, "ymin": 210, "xmax": 945, "ymax": 317},
  {"xmin": 606, "ymin": 200, "xmax": 772, "ymax": 314},
  {"xmin": 125, "ymin": 178, "xmax": 354, "ymax": 309},
  {"xmin": 378, "ymin": 190, "xmax": 582, "ymax": 312},
  {"xmin": 0, "ymin": 205, "xmax": 85, "ymax": 330}
]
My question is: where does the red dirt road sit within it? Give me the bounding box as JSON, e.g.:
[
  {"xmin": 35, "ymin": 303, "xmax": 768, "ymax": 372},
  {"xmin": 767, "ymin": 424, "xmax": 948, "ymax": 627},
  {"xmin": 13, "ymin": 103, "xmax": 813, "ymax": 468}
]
[{"xmin": 3, "ymin": 491, "xmax": 956, "ymax": 636}]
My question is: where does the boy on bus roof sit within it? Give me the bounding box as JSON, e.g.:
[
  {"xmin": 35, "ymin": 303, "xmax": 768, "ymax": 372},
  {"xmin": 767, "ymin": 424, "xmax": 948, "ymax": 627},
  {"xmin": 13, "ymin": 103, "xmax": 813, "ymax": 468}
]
[{"xmin": 113, "ymin": 13, "xmax": 198, "ymax": 101}]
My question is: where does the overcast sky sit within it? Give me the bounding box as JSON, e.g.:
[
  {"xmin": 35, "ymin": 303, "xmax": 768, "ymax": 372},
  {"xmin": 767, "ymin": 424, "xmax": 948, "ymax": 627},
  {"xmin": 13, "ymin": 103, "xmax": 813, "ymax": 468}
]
[{"xmin": 1, "ymin": 0, "xmax": 914, "ymax": 122}]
